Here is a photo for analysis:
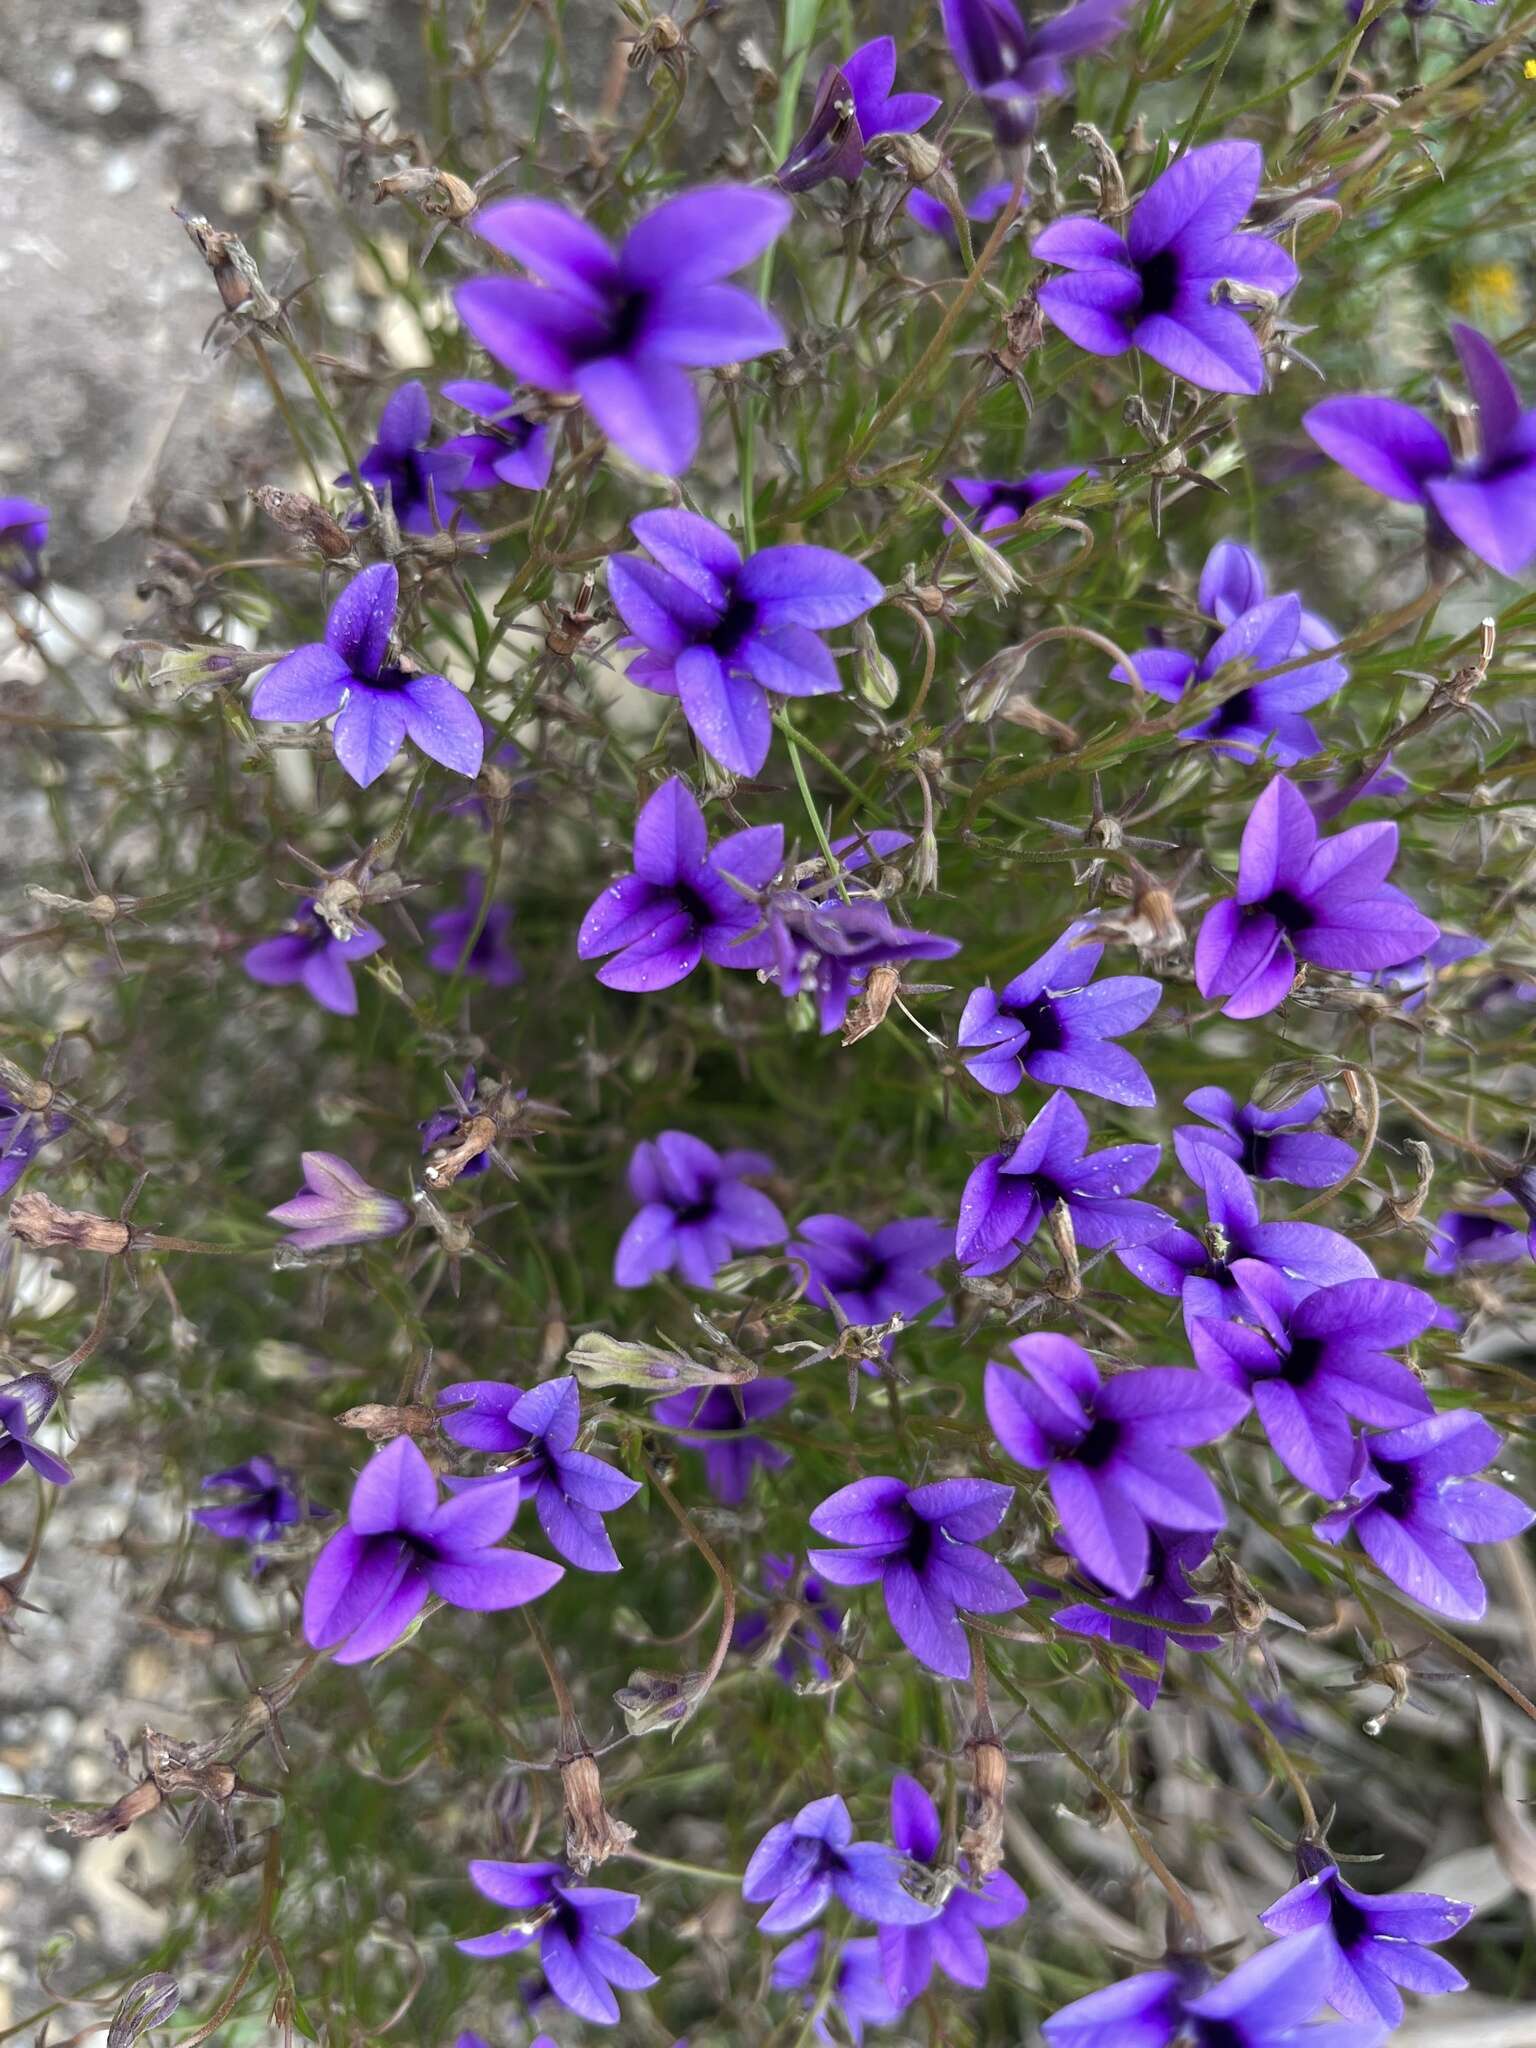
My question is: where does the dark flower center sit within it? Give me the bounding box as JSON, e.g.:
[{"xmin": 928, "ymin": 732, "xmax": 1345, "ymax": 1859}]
[
  {"xmin": 1328, "ymin": 1887, "xmax": 1373, "ymax": 1949},
  {"xmin": 1261, "ymin": 888, "xmax": 1314, "ymax": 934},
  {"xmin": 1277, "ymin": 1336, "xmax": 1324, "ymax": 1389},
  {"xmin": 1136, "ymin": 247, "xmax": 1183, "ymax": 319},
  {"xmin": 906, "ymin": 1517, "xmax": 936, "ymax": 1572},
  {"xmin": 1000, "ymin": 994, "xmax": 1063, "ymax": 1054},
  {"xmin": 670, "ymin": 880, "xmax": 720, "ymax": 931},
  {"xmin": 674, "ymin": 1196, "xmax": 718, "ymax": 1226},
  {"xmin": 1374, "ymin": 1456, "xmax": 1418, "ymax": 1521},
  {"xmin": 1075, "ymin": 1416, "xmax": 1121, "ymax": 1469},
  {"xmin": 370, "ymin": 662, "xmax": 415, "ymax": 695},
  {"xmin": 603, "ymin": 288, "xmax": 653, "ymax": 357},
  {"xmin": 707, "ymin": 592, "xmax": 761, "ymax": 659}
]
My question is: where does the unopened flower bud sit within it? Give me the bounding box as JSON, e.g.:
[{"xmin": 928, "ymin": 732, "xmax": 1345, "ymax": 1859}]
[
  {"xmin": 852, "ymin": 616, "xmax": 901, "ymax": 710},
  {"xmin": 115, "ymin": 642, "xmax": 271, "ymax": 700},
  {"xmin": 613, "ymin": 1666, "xmax": 710, "ymax": 1737},
  {"xmin": 8, "ymin": 1192, "xmax": 131, "ymax": 1256},
  {"xmin": 107, "ymin": 1974, "xmax": 181, "ymax": 2048},
  {"xmin": 567, "ymin": 1331, "xmax": 757, "ymax": 1393},
  {"xmin": 949, "ymin": 516, "xmax": 1020, "ymax": 601},
  {"xmin": 869, "ymin": 130, "xmax": 946, "ymax": 186}
]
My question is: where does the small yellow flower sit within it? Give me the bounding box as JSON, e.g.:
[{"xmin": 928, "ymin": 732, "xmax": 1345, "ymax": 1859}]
[
  {"xmin": 1449, "ymin": 261, "xmax": 1524, "ymax": 326},
  {"xmin": 1525, "ymin": 55, "xmax": 1536, "ymax": 78}
]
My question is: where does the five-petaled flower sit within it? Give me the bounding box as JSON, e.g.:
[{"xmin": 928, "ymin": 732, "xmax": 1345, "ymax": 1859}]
[
  {"xmin": 985, "ymin": 1333, "xmax": 1248, "ymax": 1598},
  {"xmin": 250, "ymin": 563, "xmax": 484, "ymax": 789},
  {"xmin": 577, "ymin": 777, "xmax": 782, "ymax": 992},
  {"xmin": 771, "ymin": 1931, "xmax": 903, "ymax": 2046},
  {"xmin": 1194, "ymin": 773, "xmax": 1438, "ymax": 1019},
  {"xmin": 608, "ymin": 509, "xmax": 881, "ymax": 777},
  {"xmin": 338, "ymin": 381, "xmax": 471, "ymax": 535},
  {"xmin": 0, "ymin": 1373, "xmax": 72, "ymax": 1489},
  {"xmin": 439, "ymin": 377, "xmax": 554, "ymax": 493},
  {"xmin": 776, "ymin": 36, "xmax": 941, "ymax": 193},
  {"xmin": 303, "ymin": 1437, "xmax": 560, "ymax": 1663},
  {"xmin": 1050, "ymin": 1530, "xmax": 1220, "ymax": 1709},
  {"xmin": 191, "ymin": 1456, "xmax": 320, "ymax": 1553},
  {"xmin": 788, "ymin": 1212, "xmax": 951, "ymax": 1331},
  {"xmin": 1424, "ymin": 1209, "xmax": 1525, "ymax": 1276},
  {"xmin": 455, "ymin": 187, "xmax": 790, "ymax": 476},
  {"xmin": 956, "ymin": 1090, "xmax": 1169, "ymax": 1277},
  {"xmin": 957, "ymin": 919, "xmax": 1161, "ymax": 1104},
  {"xmin": 1033, "ymin": 140, "xmax": 1298, "ymax": 394},
  {"xmin": 437, "ymin": 1375, "xmax": 640, "ymax": 1573},
  {"xmin": 243, "ymin": 899, "xmax": 384, "ymax": 1017},
  {"xmin": 459, "ymin": 1860, "xmax": 657, "ymax": 2027},
  {"xmin": 268, "ymin": 1151, "xmax": 410, "ymax": 1251},
  {"xmin": 807, "ymin": 1474, "xmax": 1023, "ymax": 1678},
  {"xmin": 1176, "ymin": 1083, "xmax": 1357, "ymax": 1189},
  {"xmin": 1261, "ymin": 1855, "xmax": 1473, "ymax": 2030},
  {"xmin": 942, "ymin": 0, "xmax": 1128, "ymax": 144},
  {"xmin": 1189, "ymin": 1265, "xmax": 1436, "ymax": 1497},
  {"xmin": 425, "ymin": 873, "xmax": 523, "ymax": 986},
  {"xmin": 1305, "ymin": 323, "xmax": 1536, "ymax": 577},
  {"xmin": 652, "ymin": 1380, "xmax": 793, "ymax": 1504},
  {"xmin": 613, "ymin": 1130, "xmax": 786, "ymax": 1289},
  {"xmin": 742, "ymin": 1792, "xmax": 939, "ymax": 1933},
  {"xmin": 1313, "ymin": 1409, "xmax": 1533, "ymax": 1620},
  {"xmin": 878, "ymin": 1774, "xmax": 1028, "ymax": 2001}
]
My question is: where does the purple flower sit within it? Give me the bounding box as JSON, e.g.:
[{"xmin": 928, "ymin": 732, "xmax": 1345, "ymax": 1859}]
[
  {"xmin": 1301, "ymin": 756, "xmax": 1410, "ymax": 825},
  {"xmin": 1112, "ymin": 550, "xmax": 1348, "ymax": 766},
  {"xmin": 1305, "ymin": 324, "xmax": 1536, "ymax": 577},
  {"xmin": 0, "ymin": 1087, "xmax": 69, "ymax": 1199},
  {"xmin": 437, "ymin": 1375, "xmax": 640, "ymax": 1573},
  {"xmin": 1118, "ymin": 1144, "xmax": 1375, "ymax": 1336},
  {"xmin": 946, "ymin": 467, "xmax": 1093, "ymax": 532},
  {"xmin": 577, "ymin": 777, "xmax": 783, "ymax": 993},
  {"xmin": 742, "ymin": 1792, "xmax": 939, "ymax": 1934},
  {"xmin": 460, "ymin": 1861, "xmax": 656, "ymax": 2027},
  {"xmin": 651, "ymin": 1381, "xmax": 793, "ymax": 1504},
  {"xmin": 268, "ymin": 1151, "xmax": 409, "ymax": 1251},
  {"xmin": 776, "ymin": 36, "xmax": 941, "ymax": 193},
  {"xmin": 339, "ymin": 381, "xmax": 471, "ymax": 534},
  {"xmin": 771, "ymin": 1931, "xmax": 903, "ymax": 2045},
  {"xmin": 608, "ymin": 509, "xmax": 881, "ymax": 777},
  {"xmin": 1314, "ymin": 1410, "xmax": 1534, "ymax": 1621},
  {"xmin": 1424, "ymin": 1209, "xmax": 1525, "ymax": 1276},
  {"xmin": 614, "ymin": 1131, "xmax": 786, "ymax": 1289},
  {"xmin": 0, "ymin": 497, "xmax": 49, "ymax": 590},
  {"xmin": 760, "ymin": 889, "xmax": 961, "ymax": 1035},
  {"xmin": 1194, "ymin": 774, "xmax": 1438, "ymax": 1019},
  {"xmin": 807, "ymin": 1475, "xmax": 1023, "ymax": 1679},
  {"xmin": 0, "ymin": 1374, "xmax": 72, "ymax": 1488},
  {"xmin": 907, "ymin": 178, "xmax": 1014, "ymax": 240},
  {"xmin": 1177, "ymin": 1085, "xmax": 1356, "ymax": 1190},
  {"xmin": 191, "ymin": 1456, "xmax": 315, "ymax": 1547},
  {"xmin": 250, "ymin": 563, "xmax": 484, "ymax": 789},
  {"xmin": 425, "ymin": 874, "xmax": 523, "ymax": 986},
  {"xmin": 1042, "ymin": 1927, "xmax": 1386, "ymax": 2045},
  {"xmin": 1051, "ymin": 1531, "xmax": 1220, "ymax": 1709},
  {"xmin": 957, "ymin": 920, "xmax": 1161, "ymax": 1104},
  {"xmin": 1189, "ymin": 1265, "xmax": 1435, "ymax": 1497},
  {"xmin": 1261, "ymin": 1858, "xmax": 1472, "ymax": 2029},
  {"xmin": 243, "ymin": 899, "xmax": 385, "ymax": 1016},
  {"xmin": 1033, "ymin": 140, "xmax": 1298, "ymax": 394},
  {"xmin": 942, "ymin": 0, "xmax": 1127, "ymax": 144},
  {"xmin": 733, "ymin": 1554, "xmax": 844, "ymax": 1685},
  {"xmin": 788, "ymin": 1214, "xmax": 951, "ymax": 1329},
  {"xmin": 455, "ymin": 187, "xmax": 790, "ymax": 477},
  {"xmin": 878, "ymin": 1775, "xmax": 1027, "ymax": 2000},
  {"xmin": 439, "ymin": 378, "xmax": 554, "ymax": 492},
  {"xmin": 985, "ymin": 1334, "xmax": 1247, "ymax": 1598},
  {"xmin": 956, "ymin": 1090, "xmax": 1169, "ymax": 1278},
  {"xmin": 303, "ymin": 1437, "xmax": 559, "ymax": 1663},
  {"xmin": 1362, "ymin": 929, "xmax": 1483, "ymax": 1011}
]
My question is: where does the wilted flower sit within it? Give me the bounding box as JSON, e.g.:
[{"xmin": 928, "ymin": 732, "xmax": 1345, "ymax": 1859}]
[
  {"xmin": 1313, "ymin": 1410, "xmax": 1533, "ymax": 1620},
  {"xmin": 456, "ymin": 187, "xmax": 790, "ymax": 476},
  {"xmin": 776, "ymin": 36, "xmax": 941, "ymax": 193},
  {"xmin": 879, "ymin": 1774, "xmax": 1028, "ymax": 2000},
  {"xmin": 1194, "ymin": 774, "xmax": 1439, "ymax": 1019},
  {"xmin": 0, "ymin": 496, "xmax": 49, "ymax": 589},
  {"xmin": 425, "ymin": 873, "xmax": 523, "ymax": 986},
  {"xmin": 942, "ymin": 0, "xmax": 1127, "ymax": 144},
  {"xmin": 268, "ymin": 1151, "xmax": 411, "ymax": 1251},
  {"xmin": 577, "ymin": 778, "xmax": 782, "ymax": 992},
  {"xmin": 957, "ymin": 919, "xmax": 1161, "ymax": 1104},
  {"xmin": 439, "ymin": 378, "xmax": 554, "ymax": 492},
  {"xmin": 0, "ymin": 1373, "xmax": 72, "ymax": 1488},
  {"xmin": 303, "ymin": 1437, "xmax": 560, "ymax": 1662},
  {"xmin": 1305, "ymin": 324, "xmax": 1536, "ymax": 577},
  {"xmin": 338, "ymin": 381, "xmax": 471, "ymax": 534},
  {"xmin": 437, "ymin": 1375, "xmax": 641, "ymax": 1572},
  {"xmin": 250, "ymin": 562, "xmax": 484, "ymax": 789},
  {"xmin": 651, "ymin": 1380, "xmax": 793, "ymax": 1503},
  {"xmin": 243, "ymin": 899, "xmax": 384, "ymax": 1016},
  {"xmin": 742, "ymin": 1791, "xmax": 938, "ymax": 1933},
  {"xmin": 985, "ymin": 1333, "xmax": 1246, "ymax": 1598},
  {"xmin": 614, "ymin": 1131, "xmax": 786, "ymax": 1289},
  {"xmin": 1260, "ymin": 1856, "xmax": 1473, "ymax": 2028},
  {"xmin": 459, "ymin": 1860, "xmax": 657, "ymax": 2026},
  {"xmin": 607, "ymin": 509, "xmax": 881, "ymax": 777},
  {"xmin": 807, "ymin": 1474, "xmax": 1023, "ymax": 1678},
  {"xmin": 1033, "ymin": 140, "xmax": 1297, "ymax": 393}
]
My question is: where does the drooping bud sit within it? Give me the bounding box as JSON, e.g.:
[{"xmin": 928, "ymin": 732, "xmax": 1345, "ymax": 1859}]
[
  {"xmin": 851, "ymin": 616, "xmax": 901, "ymax": 710},
  {"xmin": 567, "ymin": 1331, "xmax": 757, "ymax": 1393},
  {"xmin": 613, "ymin": 1667, "xmax": 710, "ymax": 1737},
  {"xmin": 107, "ymin": 1974, "xmax": 182, "ymax": 2048}
]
